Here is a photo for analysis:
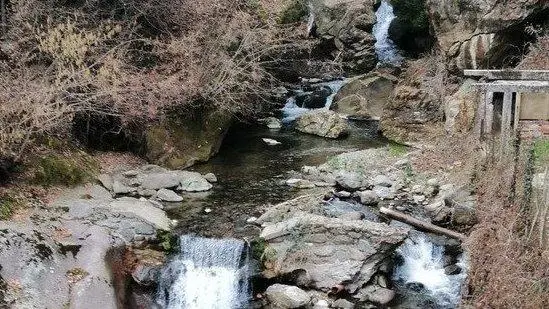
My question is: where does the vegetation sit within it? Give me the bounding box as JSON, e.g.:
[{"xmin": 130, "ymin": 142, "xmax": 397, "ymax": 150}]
[
  {"xmin": 157, "ymin": 230, "xmax": 180, "ymax": 254},
  {"xmin": 388, "ymin": 142, "xmax": 408, "ymax": 157},
  {"xmin": 278, "ymin": 0, "xmax": 307, "ymax": 24},
  {"xmin": 0, "ymin": 196, "xmax": 17, "ymax": 220},
  {"xmin": 33, "ymin": 153, "xmax": 98, "ymax": 186},
  {"xmin": 0, "ymin": 0, "xmax": 289, "ymax": 163},
  {"xmin": 533, "ymin": 139, "xmax": 549, "ymax": 165}
]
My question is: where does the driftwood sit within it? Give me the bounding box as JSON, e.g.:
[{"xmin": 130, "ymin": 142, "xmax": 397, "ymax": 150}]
[{"xmin": 380, "ymin": 207, "xmax": 467, "ymax": 241}]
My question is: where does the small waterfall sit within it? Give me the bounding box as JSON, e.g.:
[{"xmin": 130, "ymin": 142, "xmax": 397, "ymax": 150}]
[
  {"xmin": 157, "ymin": 235, "xmax": 250, "ymax": 309},
  {"xmin": 373, "ymin": 0, "xmax": 402, "ymax": 65},
  {"xmin": 281, "ymin": 79, "xmax": 345, "ymax": 122},
  {"xmin": 393, "ymin": 234, "xmax": 468, "ymax": 308}
]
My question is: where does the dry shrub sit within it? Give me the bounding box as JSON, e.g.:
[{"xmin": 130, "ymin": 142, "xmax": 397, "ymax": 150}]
[
  {"xmin": 466, "ymin": 148, "xmax": 549, "ymax": 308},
  {"xmin": 518, "ymin": 34, "xmax": 549, "ymax": 70},
  {"xmin": 0, "ymin": 0, "xmax": 291, "ymax": 160}
]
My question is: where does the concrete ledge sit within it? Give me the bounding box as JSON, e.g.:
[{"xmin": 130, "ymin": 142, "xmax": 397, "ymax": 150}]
[
  {"xmin": 464, "ymin": 69, "xmax": 549, "ymax": 80},
  {"xmin": 472, "ymin": 80, "xmax": 549, "ymax": 93}
]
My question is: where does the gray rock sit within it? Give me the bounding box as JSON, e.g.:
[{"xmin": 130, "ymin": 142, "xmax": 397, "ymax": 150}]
[
  {"xmin": 265, "ymin": 284, "xmax": 311, "ymax": 308},
  {"xmin": 332, "ymin": 298, "xmax": 355, "ymax": 309},
  {"xmin": 373, "ymin": 175, "xmax": 393, "ymax": 187},
  {"xmin": 313, "ymin": 299, "xmax": 330, "ymax": 309},
  {"xmin": 424, "ymin": 200, "xmax": 452, "ymax": 223},
  {"xmin": 358, "ymin": 285, "xmax": 395, "ymax": 305},
  {"xmin": 260, "ymin": 117, "xmax": 283, "ymax": 130},
  {"xmin": 177, "ymin": 171, "xmax": 213, "ymax": 192},
  {"xmin": 156, "ymin": 188, "xmax": 184, "ymax": 202},
  {"xmin": 338, "ymin": 211, "xmax": 363, "ymax": 221},
  {"xmin": 132, "ymin": 264, "xmax": 159, "ymax": 286},
  {"xmin": 106, "ymin": 200, "xmax": 171, "ymax": 230},
  {"xmin": 112, "ymin": 180, "xmax": 133, "ymax": 194},
  {"xmin": 139, "ymin": 172, "xmax": 180, "ymax": 190},
  {"xmin": 86, "ymin": 184, "xmax": 113, "ymax": 200},
  {"xmin": 286, "ymin": 178, "xmax": 316, "ymax": 189},
  {"xmin": 444, "ymin": 265, "xmax": 461, "ymax": 275},
  {"xmin": 260, "ymin": 213, "xmax": 408, "ymax": 292},
  {"xmin": 373, "ymin": 186, "xmax": 395, "ymax": 200},
  {"xmin": 335, "ymin": 191, "xmax": 352, "ymax": 198},
  {"xmin": 203, "ymin": 173, "xmax": 218, "ymax": 183},
  {"xmin": 413, "ymin": 195, "xmax": 426, "ymax": 204},
  {"xmin": 123, "ymin": 170, "xmax": 140, "ymax": 177},
  {"xmin": 335, "ymin": 173, "xmax": 364, "ymax": 191},
  {"xmin": 357, "ymin": 190, "xmax": 379, "ymax": 205},
  {"xmin": 427, "ymin": 178, "xmax": 439, "ymax": 187},
  {"xmin": 137, "ymin": 188, "xmax": 157, "ymax": 197},
  {"xmin": 295, "ymin": 110, "xmax": 349, "ymax": 139},
  {"xmin": 97, "ymin": 174, "xmax": 113, "ymax": 191}
]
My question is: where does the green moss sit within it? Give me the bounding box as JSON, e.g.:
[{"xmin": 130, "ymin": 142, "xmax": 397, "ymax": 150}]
[
  {"xmin": 278, "ymin": 0, "xmax": 307, "ymax": 24},
  {"xmin": 391, "ymin": 0, "xmax": 429, "ymax": 33},
  {"xmin": 157, "ymin": 230, "xmax": 180, "ymax": 254},
  {"xmin": 33, "ymin": 153, "xmax": 98, "ymax": 187},
  {"xmin": 533, "ymin": 139, "xmax": 549, "ymax": 165},
  {"xmin": 388, "ymin": 142, "xmax": 408, "ymax": 157},
  {"xmin": 0, "ymin": 197, "xmax": 17, "ymax": 220}
]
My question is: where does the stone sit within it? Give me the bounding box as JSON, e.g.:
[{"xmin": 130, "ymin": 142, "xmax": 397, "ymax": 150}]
[
  {"xmin": 373, "ymin": 175, "xmax": 393, "ymax": 187},
  {"xmin": 358, "ymin": 285, "xmax": 395, "ymax": 305},
  {"xmin": 132, "ymin": 264, "xmax": 160, "ymax": 286},
  {"xmin": 444, "ymin": 265, "xmax": 461, "ymax": 275},
  {"xmin": 357, "ymin": 190, "xmax": 379, "ymax": 205},
  {"xmin": 137, "ymin": 188, "xmax": 157, "ymax": 197},
  {"xmin": 332, "ymin": 74, "xmax": 397, "ymax": 119},
  {"xmin": 123, "ymin": 170, "xmax": 139, "ymax": 177},
  {"xmin": 106, "ymin": 200, "xmax": 171, "ymax": 230},
  {"xmin": 112, "ymin": 180, "xmax": 133, "ymax": 194},
  {"xmin": 373, "ymin": 186, "xmax": 395, "ymax": 200},
  {"xmin": 332, "ymin": 298, "xmax": 355, "ymax": 309},
  {"xmin": 139, "ymin": 172, "xmax": 180, "ymax": 190},
  {"xmin": 286, "ymin": 178, "xmax": 316, "ymax": 189},
  {"xmin": 424, "ymin": 200, "xmax": 452, "ymax": 223},
  {"xmin": 259, "ymin": 117, "xmax": 283, "ymax": 130},
  {"xmin": 262, "ymin": 138, "xmax": 282, "ymax": 146},
  {"xmin": 97, "ymin": 174, "xmax": 113, "ymax": 191},
  {"xmin": 265, "ymin": 284, "xmax": 311, "ymax": 308},
  {"xmin": 427, "ymin": 178, "xmax": 439, "ymax": 187},
  {"xmin": 145, "ymin": 109, "xmax": 232, "ymax": 169},
  {"xmin": 177, "ymin": 171, "xmax": 213, "ymax": 192},
  {"xmin": 444, "ymin": 79, "xmax": 477, "ymax": 134},
  {"xmin": 413, "ymin": 195, "xmax": 426, "ymax": 204},
  {"xmin": 335, "ymin": 172, "xmax": 364, "ymax": 191},
  {"xmin": 156, "ymin": 189, "xmax": 183, "ymax": 202},
  {"xmin": 313, "ymin": 299, "xmax": 330, "ymax": 309},
  {"xmin": 445, "ymin": 189, "xmax": 477, "ymax": 226},
  {"xmin": 338, "ymin": 211, "xmax": 363, "ymax": 221},
  {"xmin": 302, "ymin": 86, "xmax": 332, "ymax": 109},
  {"xmin": 295, "ymin": 110, "xmax": 349, "ymax": 139},
  {"xmin": 203, "ymin": 173, "xmax": 218, "ymax": 183},
  {"xmin": 260, "ymin": 213, "xmax": 408, "ymax": 292},
  {"xmin": 335, "ymin": 191, "xmax": 352, "ymax": 198}
]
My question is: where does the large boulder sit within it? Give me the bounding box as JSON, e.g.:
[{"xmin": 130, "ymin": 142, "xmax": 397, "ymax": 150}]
[
  {"xmin": 145, "ymin": 109, "xmax": 232, "ymax": 169},
  {"xmin": 425, "ymin": 0, "xmax": 549, "ymax": 70},
  {"xmin": 265, "ymin": 284, "xmax": 311, "ymax": 308},
  {"xmin": 444, "ymin": 79, "xmax": 477, "ymax": 134},
  {"xmin": 260, "ymin": 213, "xmax": 408, "ymax": 292},
  {"xmin": 331, "ymin": 73, "xmax": 397, "ymax": 119},
  {"xmin": 309, "ymin": 0, "xmax": 378, "ymax": 73},
  {"xmin": 296, "ymin": 110, "xmax": 349, "ymax": 138}
]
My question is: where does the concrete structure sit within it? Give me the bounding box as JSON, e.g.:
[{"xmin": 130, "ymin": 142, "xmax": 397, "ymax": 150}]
[{"xmin": 465, "ymin": 70, "xmax": 549, "ymax": 144}]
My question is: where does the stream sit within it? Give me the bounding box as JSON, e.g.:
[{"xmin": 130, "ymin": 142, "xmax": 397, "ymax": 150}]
[{"xmin": 152, "ymin": 1, "xmax": 467, "ymax": 308}]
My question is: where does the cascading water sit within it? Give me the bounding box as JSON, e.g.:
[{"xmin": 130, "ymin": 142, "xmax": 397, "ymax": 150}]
[
  {"xmin": 156, "ymin": 235, "xmax": 250, "ymax": 309},
  {"xmin": 393, "ymin": 234, "xmax": 468, "ymax": 308},
  {"xmin": 373, "ymin": 0, "xmax": 402, "ymax": 65},
  {"xmin": 281, "ymin": 79, "xmax": 345, "ymax": 122}
]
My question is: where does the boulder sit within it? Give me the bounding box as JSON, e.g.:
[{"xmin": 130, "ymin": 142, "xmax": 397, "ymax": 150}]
[
  {"xmin": 357, "ymin": 285, "xmax": 395, "ymax": 305},
  {"xmin": 444, "ymin": 79, "xmax": 477, "ymax": 134},
  {"xmin": 156, "ymin": 189, "xmax": 183, "ymax": 202},
  {"xmin": 260, "ymin": 213, "xmax": 408, "ymax": 292},
  {"xmin": 145, "ymin": 109, "xmax": 232, "ymax": 169},
  {"xmin": 296, "ymin": 110, "xmax": 349, "ymax": 139},
  {"xmin": 177, "ymin": 171, "xmax": 213, "ymax": 192},
  {"xmin": 203, "ymin": 173, "xmax": 218, "ymax": 183},
  {"xmin": 332, "ymin": 298, "xmax": 355, "ymax": 308},
  {"xmin": 373, "ymin": 175, "xmax": 393, "ymax": 187},
  {"xmin": 302, "ymin": 86, "xmax": 332, "ymax": 109},
  {"xmin": 107, "ymin": 199, "xmax": 172, "ymax": 231},
  {"xmin": 357, "ymin": 190, "xmax": 379, "ymax": 205},
  {"xmin": 265, "ymin": 284, "xmax": 311, "ymax": 308},
  {"xmin": 335, "ymin": 172, "xmax": 366, "ymax": 191},
  {"xmin": 132, "ymin": 264, "xmax": 160, "ymax": 286},
  {"xmin": 139, "ymin": 172, "xmax": 180, "ymax": 190},
  {"xmin": 309, "ymin": 0, "xmax": 378, "ymax": 73},
  {"xmin": 373, "ymin": 185, "xmax": 395, "ymax": 200},
  {"xmin": 331, "ymin": 74, "xmax": 397, "ymax": 119}
]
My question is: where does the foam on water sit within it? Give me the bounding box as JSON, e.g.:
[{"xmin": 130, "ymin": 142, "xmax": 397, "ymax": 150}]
[
  {"xmin": 393, "ymin": 234, "xmax": 468, "ymax": 308},
  {"xmin": 373, "ymin": 0, "xmax": 402, "ymax": 65},
  {"xmin": 281, "ymin": 79, "xmax": 345, "ymax": 123},
  {"xmin": 157, "ymin": 235, "xmax": 250, "ymax": 309}
]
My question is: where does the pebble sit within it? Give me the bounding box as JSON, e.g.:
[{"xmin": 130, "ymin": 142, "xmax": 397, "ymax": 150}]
[
  {"xmin": 204, "ymin": 208, "xmax": 212, "ymax": 213},
  {"xmin": 246, "ymin": 217, "xmax": 257, "ymax": 223}
]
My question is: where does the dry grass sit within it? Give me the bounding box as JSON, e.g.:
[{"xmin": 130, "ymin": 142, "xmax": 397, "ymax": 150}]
[{"xmin": 518, "ymin": 34, "xmax": 549, "ymax": 70}]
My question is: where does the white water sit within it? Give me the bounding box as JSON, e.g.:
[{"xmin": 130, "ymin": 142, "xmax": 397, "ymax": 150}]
[
  {"xmin": 157, "ymin": 235, "xmax": 250, "ymax": 309},
  {"xmin": 281, "ymin": 79, "xmax": 345, "ymax": 123},
  {"xmin": 373, "ymin": 0, "xmax": 402, "ymax": 65},
  {"xmin": 393, "ymin": 234, "xmax": 468, "ymax": 308}
]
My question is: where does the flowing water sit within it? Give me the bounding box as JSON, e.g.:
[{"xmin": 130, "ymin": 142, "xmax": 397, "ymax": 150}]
[
  {"xmin": 373, "ymin": 0, "xmax": 402, "ymax": 65},
  {"xmin": 157, "ymin": 235, "xmax": 250, "ymax": 309},
  {"xmin": 392, "ymin": 234, "xmax": 468, "ymax": 309}
]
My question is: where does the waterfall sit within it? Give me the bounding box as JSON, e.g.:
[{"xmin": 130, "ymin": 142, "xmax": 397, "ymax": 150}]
[
  {"xmin": 157, "ymin": 235, "xmax": 250, "ymax": 309},
  {"xmin": 393, "ymin": 234, "xmax": 468, "ymax": 308},
  {"xmin": 373, "ymin": 0, "xmax": 402, "ymax": 65}
]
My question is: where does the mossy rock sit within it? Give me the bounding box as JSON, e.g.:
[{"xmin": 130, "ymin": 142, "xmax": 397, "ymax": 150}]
[
  {"xmin": 278, "ymin": 0, "xmax": 308, "ymax": 24},
  {"xmin": 0, "ymin": 196, "xmax": 17, "ymax": 220},
  {"xmin": 33, "ymin": 152, "xmax": 99, "ymax": 187},
  {"xmin": 145, "ymin": 109, "xmax": 232, "ymax": 169}
]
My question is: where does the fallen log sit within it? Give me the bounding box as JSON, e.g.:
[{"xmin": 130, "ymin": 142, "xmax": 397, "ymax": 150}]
[{"xmin": 379, "ymin": 207, "xmax": 467, "ymax": 241}]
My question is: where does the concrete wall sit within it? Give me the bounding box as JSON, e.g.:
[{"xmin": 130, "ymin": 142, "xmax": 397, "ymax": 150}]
[{"xmin": 519, "ymin": 93, "xmax": 549, "ymax": 120}]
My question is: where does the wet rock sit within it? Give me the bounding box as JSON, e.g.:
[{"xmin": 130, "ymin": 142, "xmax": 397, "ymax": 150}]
[
  {"xmin": 259, "ymin": 117, "xmax": 283, "ymax": 130},
  {"xmin": 139, "ymin": 172, "xmax": 180, "ymax": 190},
  {"xmin": 265, "ymin": 284, "xmax": 311, "ymax": 308},
  {"xmin": 406, "ymin": 282, "xmax": 426, "ymax": 292},
  {"xmin": 156, "ymin": 189, "xmax": 183, "ymax": 202},
  {"xmin": 177, "ymin": 171, "xmax": 213, "ymax": 192},
  {"xmin": 263, "ymin": 138, "xmax": 282, "ymax": 146},
  {"xmin": 424, "ymin": 200, "xmax": 452, "ymax": 223},
  {"xmin": 357, "ymin": 190, "xmax": 379, "ymax": 205},
  {"xmin": 132, "ymin": 264, "xmax": 160, "ymax": 286},
  {"xmin": 203, "ymin": 173, "xmax": 218, "ymax": 183},
  {"xmin": 332, "ymin": 298, "xmax": 355, "ymax": 309},
  {"xmin": 444, "ymin": 265, "xmax": 461, "ymax": 275},
  {"xmin": 302, "ymin": 86, "xmax": 332, "ymax": 109},
  {"xmin": 373, "ymin": 175, "xmax": 393, "ymax": 187},
  {"xmin": 295, "ymin": 110, "xmax": 349, "ymax": 139},
  {"xmin": 357, "ymin": 285, "xmax": 395, "ymax": 305}
]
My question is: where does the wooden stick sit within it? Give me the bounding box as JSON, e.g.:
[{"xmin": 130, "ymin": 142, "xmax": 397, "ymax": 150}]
[{"xmin": 380, "ymin": 207, "xmax": 467, "ymax": 241}]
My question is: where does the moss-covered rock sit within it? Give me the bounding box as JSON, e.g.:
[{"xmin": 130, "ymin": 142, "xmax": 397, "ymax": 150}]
[
  {"xmin": 33, "ymin": 152, "xmax": 99, "ymax": 187},
  {"xmin": 145, "ymin": 108, "xmax": 232, "ymax": 169},
  {"xmin": 278, "ymin": 0, "xmax": 308, "ymax": 24}
]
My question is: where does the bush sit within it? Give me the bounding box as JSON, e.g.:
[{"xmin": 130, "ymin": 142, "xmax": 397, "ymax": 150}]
[
  {"xmin": 278, "ymin": 0, "xmax": 307, "ymax": 24},
  {"xmin": 0, "ymin": 197, "xmax": 16, "ymax": 220}
]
